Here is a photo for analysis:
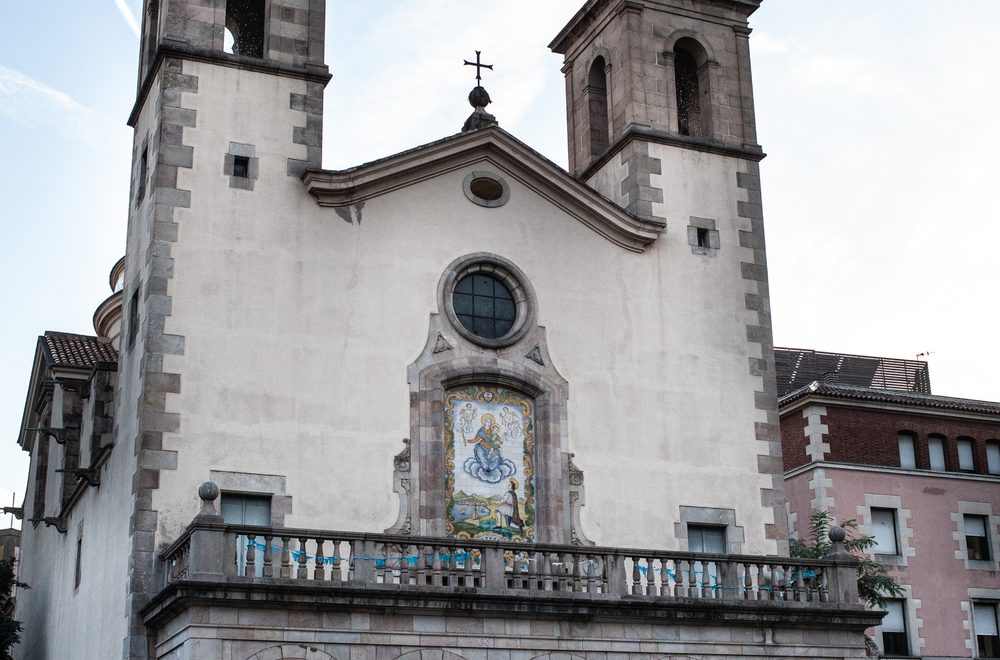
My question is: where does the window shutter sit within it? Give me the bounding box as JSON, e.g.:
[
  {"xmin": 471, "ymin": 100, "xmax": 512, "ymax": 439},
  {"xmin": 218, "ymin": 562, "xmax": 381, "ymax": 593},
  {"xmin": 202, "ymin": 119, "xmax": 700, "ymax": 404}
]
[
  {"xmin": 965, "ymin": 515, "xmax": 987, "ymax": 538},
  {"xmin": 975, "ymin": 603, "xmax": 999, "ymax": 636},
  {"xmin": 871, "ymin": 509, "xmax": 898, "ymax": 555},
  {"xmin": 882, "ymin": 601, "xmax": 905, "ymax": 632}
]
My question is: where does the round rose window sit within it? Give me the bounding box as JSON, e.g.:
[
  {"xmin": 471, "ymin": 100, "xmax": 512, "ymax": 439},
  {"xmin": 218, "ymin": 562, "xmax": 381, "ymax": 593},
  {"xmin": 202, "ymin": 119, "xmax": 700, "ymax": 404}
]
[{"xmin": 452, "ymin": 273, "xmax": 517, "ymax": 340}]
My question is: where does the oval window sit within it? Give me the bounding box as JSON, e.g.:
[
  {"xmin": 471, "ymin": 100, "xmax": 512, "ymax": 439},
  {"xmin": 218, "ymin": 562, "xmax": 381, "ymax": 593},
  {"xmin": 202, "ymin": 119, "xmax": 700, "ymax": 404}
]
[
  {"xmin": 452, "ymin": 273, "xmax": 517, "ymax": 340},
  {"xmin": 463, "ymin": 171, "xmax": 510, "ymax": 207}
]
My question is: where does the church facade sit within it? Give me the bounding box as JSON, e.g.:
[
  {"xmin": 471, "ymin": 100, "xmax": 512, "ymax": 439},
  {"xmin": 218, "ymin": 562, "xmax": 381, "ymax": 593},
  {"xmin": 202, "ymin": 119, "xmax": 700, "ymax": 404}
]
[{"xmin": 12, "ymin": 1, "xmax": 881, "ymax": 658}]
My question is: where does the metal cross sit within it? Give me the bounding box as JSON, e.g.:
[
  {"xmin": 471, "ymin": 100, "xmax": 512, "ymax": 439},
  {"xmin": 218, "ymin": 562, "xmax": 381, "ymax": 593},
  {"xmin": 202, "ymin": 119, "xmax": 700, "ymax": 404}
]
[{"xmin": 463, "ymin": 50, "xmax": 494, "ymax": 85}]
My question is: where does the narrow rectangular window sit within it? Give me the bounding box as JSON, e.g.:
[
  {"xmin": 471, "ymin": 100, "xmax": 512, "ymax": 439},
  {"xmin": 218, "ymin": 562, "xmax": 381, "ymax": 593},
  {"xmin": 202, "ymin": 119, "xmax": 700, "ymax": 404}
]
[
  {"xmin": 958, "ymin": 438, "xmax": 976, "ymax": 472},
  {"xmin": 138, "ymin": 146, "xmax": 148, "ymax": 200},
  {"xmin": 696, "ymin": 227, "xmax": 710, "ymax": 248},
  {"xmin": 687, "ymin": 524, "xmax": 726, "ymax": 553},
  {"xmin": 975, "ymin": 603, "xmax": 1000, "ymax": 657},
  {"xmin": 988, "ymin": 442, "xmax": 1000, "ymax": 475},
  {"xmin": 220, "ymin": 493, "xmax": 271, "ymax": 577},
  {"xmin": 928, "ymin": 436, "xmax": 946, "ymax": 471},
  {"xmin": 881, "ymin": 600, "xmax": 910, "ymax": 656},
  {"xmin": 897, "ymin": 433, "xmax": 916, "ymax": 470},
  {"xmin": 74, "ymin": 533, "xmax": 83, "ymax": 589},
  {"xmin": 128, "ymin": 289, "xmax": 140, "ymax": 350},
  {"xmin": 871, "ymin": 508, "xmax": 899, "ymax": 556},
  {"xmin": 233, "ymin": 155, "xmax": 250, "ymax": 178},
  {"xmin": 965, "ymin": 514, "xmax": 991, "ymax": 561}
]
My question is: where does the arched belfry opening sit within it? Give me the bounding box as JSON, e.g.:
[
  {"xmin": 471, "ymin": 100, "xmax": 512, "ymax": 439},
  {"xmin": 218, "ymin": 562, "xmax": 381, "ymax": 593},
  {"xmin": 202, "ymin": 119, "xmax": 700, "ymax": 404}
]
[
  {"xmin": 225, "ymin": 0, "xmax": 266, "ymax": 58},
  {"xmin": 673, "ymin": 38, "xmax": 710, "ymax": 137},
  {"xmin": 587, "ymin": 57, "xmax": 610, "ymax": 157}
]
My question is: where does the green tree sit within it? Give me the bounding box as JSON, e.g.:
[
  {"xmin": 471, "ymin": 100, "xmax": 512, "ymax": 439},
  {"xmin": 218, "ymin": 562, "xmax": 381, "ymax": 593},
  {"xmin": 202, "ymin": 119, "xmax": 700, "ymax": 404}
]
[
  {"xmin": 0, "ymin": 558, "xmax": 27, "ymax": 660},
  {"xmin": 790, "ymin": 510, "xmax": 904, "ymax": 657}
]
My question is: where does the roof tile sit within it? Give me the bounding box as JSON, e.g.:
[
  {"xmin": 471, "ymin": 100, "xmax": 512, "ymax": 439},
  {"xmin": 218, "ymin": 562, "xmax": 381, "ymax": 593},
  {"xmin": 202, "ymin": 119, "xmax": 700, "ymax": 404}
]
[{"xmin": 42, "ymin": 332, "xmax": 118, "ymax": 369}]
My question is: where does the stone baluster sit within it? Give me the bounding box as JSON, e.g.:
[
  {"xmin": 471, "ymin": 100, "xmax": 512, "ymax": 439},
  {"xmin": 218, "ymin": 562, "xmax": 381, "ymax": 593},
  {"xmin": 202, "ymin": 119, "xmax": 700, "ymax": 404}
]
[
  {"xmin": 446, "ymin": 546, "xmax": 458, "ymax": 587},
  {"xmin": 649, "ymin": 557, "xmax": 659, "ymax": 597},
  {"xmin": 246, "ymin": 534, "xmax": 257, "ymax": 577},
  {"xmin": 297, "ymin": 537, "xmax": 309, "ymax": 580},
  {"xmin": 796, "ymin": 564, "xmax": 807, "ymax": 602},
  {"xmin": 281, "ymin": 536, "xmax": 292, "ymax": 578},
  {"xmin": 331, "ymin": 539, "xmax": 343, "ymax": 583},
  {"xmin": 399, "ymin": 545, "xmax": 411, "ymax": 586},
  {"xmin": 700, "ymin": 560, "xmax": 711, "ymax": 599},
  {"xmin": 511, "ymin": 550, "xmax": 524, "ymax": 590},
  {"xmin": 743, "ymin": 562, "xmax": 754, "ymax": 599},
  {"xmin": 718, "ymin": 558, "xmax": 737, "ymax": 601},
  {"xmin": 314, "ymin": 539, "xmax": 326, "ymax": 581},
  {"xmin": 540, "ymin": 552, "xmax": 552, "ymax": 591},
  {"xmin": 630, "ymin": 556, "xmax": 641, "ymax": 595},
  {"xmin": 585, "ymin": 554, "xmax": 598, "ymax": 593},
  {"xmin": 416, "ymin": 545, "xmax": 429, "ymax": 585},
  {"xmin": 263, "ymin": 534, "xmax": 274, "ymax": 578},
  {"xmin": 571, "ymin": 553, "xmax": 582, "ymax": 592},
  {"xmin": 431, "ymin": 545, "xmax": 443, "ymax": 587},
  {"xmin": 686, "ymin": 559, "xmax": 697, "ymax": 598},
  {"xmin": 555, "ymin": 552, "xmax": 568, "ymax": 591}
]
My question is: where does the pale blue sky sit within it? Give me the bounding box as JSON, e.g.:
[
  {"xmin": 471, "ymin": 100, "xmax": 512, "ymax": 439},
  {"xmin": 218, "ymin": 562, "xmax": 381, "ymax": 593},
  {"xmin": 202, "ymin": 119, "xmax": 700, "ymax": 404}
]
[{"xmin": 2, "ymin": 1, "xmax": 999, "ymax": 523}]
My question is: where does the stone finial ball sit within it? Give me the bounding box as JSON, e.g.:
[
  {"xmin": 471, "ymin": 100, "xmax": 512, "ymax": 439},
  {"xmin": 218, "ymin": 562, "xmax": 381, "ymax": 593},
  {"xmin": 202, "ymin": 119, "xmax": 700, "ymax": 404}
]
[
  {"xmin": 468, "ymin": 86, "xmax": 492, "ymax": 109},
  {"xmin": 828, "ymin": 525, "xmax": 847, "ymax": 543},
  {"xmin": 198, "ymin": 481, "xmax": 220, "ymax": 501}
]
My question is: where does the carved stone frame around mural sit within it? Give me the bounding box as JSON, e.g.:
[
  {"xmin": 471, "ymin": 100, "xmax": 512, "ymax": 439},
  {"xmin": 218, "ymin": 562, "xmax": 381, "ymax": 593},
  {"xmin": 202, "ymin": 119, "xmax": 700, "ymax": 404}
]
[{"xmin": 386, "ymin": 253, "xmax": 591, "ymax": 545}]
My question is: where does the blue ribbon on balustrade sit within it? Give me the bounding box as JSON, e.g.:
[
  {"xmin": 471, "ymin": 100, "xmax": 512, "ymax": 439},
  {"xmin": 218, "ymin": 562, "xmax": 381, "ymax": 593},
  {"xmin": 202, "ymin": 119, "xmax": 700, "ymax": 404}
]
[{"xmin": 242, "ymin": 540, "xmax": 819, "ymax": 590}]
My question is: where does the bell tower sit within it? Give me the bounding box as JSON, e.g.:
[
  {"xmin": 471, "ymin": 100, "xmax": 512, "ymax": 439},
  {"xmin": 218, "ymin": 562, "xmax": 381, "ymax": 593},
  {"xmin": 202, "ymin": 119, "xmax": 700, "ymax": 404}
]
[
  {"xmin": 120, "ymin": 2, "xmax": 330, "ymax": 657},
  {"xmin": 550, "ymin": 0, "xmax": 788, "ymax": 554},
  {"xmin": 550, "ymin": 0, "xmax": 763, "ymax": 220}
]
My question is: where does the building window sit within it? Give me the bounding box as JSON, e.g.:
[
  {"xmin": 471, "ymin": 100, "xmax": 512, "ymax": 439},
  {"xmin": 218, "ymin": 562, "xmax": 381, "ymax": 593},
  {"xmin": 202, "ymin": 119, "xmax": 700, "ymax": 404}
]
[
  {"xmin": 988, "ymin": 441, "xmax": 1000, "ymax": 475},
  {"xmin": 881, "ymin": 600, "xmax": 910, "ymax": 656},
  {"xmin": 587, "ymin": 57, "xmax": 609, "ymax": 157},
  {"xmin": 453, "ymin": 274, "xmax": 517, "ymax": 340},
  {"xmin": 224, "ymin": 0, "xmax": 266, "ymax": 58},
  {"xmin": 871, "ymin": 508, "xmax": 899, "ymax": 556},
  {"xmin": 137, "ymin": 145, "xmax": 148, "ymax": 202},
  {"xmin": 688, "ymin": 524, "xmax": 726, "ymax": 553},
  {"xmin": 127, "ymin": 288, "xmax": 140, "ymax": 350},
  {"xmin": 974, "ymin": 602, "xmax": 1000, "ymax": 657},
  {"xmin": 958, "ymin": 437, "xmax": 976, "ymax": 472},
  {"xmin": 233, "ymin": 155, "xmax": 250, "ymax": 178},
  {"xmin": 220, "ymin": 493, "xmax": 271, "ymax": 577},
  {"xmin": 462, "ymin": 171, "xmax": 510, "ymax": 208},
  {"xmin": 440, "ymin": 253, "xmax": 536, "ymax": 349},
  {"xmin": 928, "ymin": 435, "xmax": 947, "ymax": 471},
  {"xmin": 674, "ymin": 45, "xmax": 700, "ymax": 136},
  {"xmin": 966, "ymin": 515, "xmax": 992, "ymax": 561},
  {"xmin": 898, "ymin": 432, "xmax": 916, "ymax": 470},
  {"xmin": 74, "ymin": 526, "xmax": 83, "ymax": 589}
]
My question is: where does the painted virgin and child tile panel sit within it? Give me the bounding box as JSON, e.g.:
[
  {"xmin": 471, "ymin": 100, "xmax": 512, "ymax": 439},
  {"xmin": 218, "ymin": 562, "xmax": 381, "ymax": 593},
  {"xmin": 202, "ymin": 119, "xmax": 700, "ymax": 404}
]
[{"xmin": 445, "ymin": 385, "xmax": 535, "ymax": 542}]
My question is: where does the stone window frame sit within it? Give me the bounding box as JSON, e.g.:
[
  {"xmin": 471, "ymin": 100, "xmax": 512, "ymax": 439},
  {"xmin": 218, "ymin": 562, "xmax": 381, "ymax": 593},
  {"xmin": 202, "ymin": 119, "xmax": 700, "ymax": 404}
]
[
  {"xmin": 136, "ymin": 136, "xmax": 151, "ymax": 205},
  {"xmin": 674, "ymin": 506, "xmax": 745, "ymax": 554},
  {"xmin": 965, "ymin": 588, "xmax": 1000, "ymax": 657},
  {"xmin": 687, "ymin": 216, "xmax": 720, "ymax": 256},
  {"xmin": 224, "ymin": 142, "xmax": 260, "ymax": 191},
  {"xmin": 438, "ymin": 252, "xmax": 538, "ymax": 350},
  {"xmin": 873, "ymin": 585, "xmax": 924, "ymax": 659},
  {"xmin": 462, "ymin": 171, "xmax": 510, "ymax": 208},
  {"xmin": 209, "ymin": 470, "xmax": 292, "ymax": 526},
  {"xmin": 856, "ymin": 493, "xmax": 915, "ymax": 567},
  {"xmin": 952, "ymin": 501, "xmax": 1000, "ymax": 572}
]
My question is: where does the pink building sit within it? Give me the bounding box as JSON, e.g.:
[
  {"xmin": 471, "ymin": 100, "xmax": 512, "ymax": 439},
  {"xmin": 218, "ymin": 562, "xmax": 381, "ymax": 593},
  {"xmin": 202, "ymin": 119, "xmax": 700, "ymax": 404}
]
[{"xmin": 778, "ymin": 348, "xmax": 1000, "ymax": 658}]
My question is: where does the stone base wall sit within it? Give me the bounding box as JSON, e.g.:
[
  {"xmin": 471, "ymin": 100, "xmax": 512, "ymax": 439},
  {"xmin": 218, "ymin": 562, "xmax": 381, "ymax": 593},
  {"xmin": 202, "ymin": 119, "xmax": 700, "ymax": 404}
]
[{"xmin": 153, "ymin": 605, "xmax": 869, "ymax": 660}]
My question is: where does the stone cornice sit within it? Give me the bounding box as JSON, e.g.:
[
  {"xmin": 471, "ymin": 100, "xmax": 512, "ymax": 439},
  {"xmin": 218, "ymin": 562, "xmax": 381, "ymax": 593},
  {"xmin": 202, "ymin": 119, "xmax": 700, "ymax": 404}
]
[
  {"xmin": 302, "ymin": 127, "xmax": 665, "ymax": 253},
  {"xmin": 581, "ymin": 125, "xmax": 765, "ymax": 182},
  {"xmin": 778, "ymin": 392, "xmax": 1000, "ymax": 424},
  {"xmin": 549, "ymin": 0, "xmax": 762, "ymax": 55},
  {"xmin": 143, "ymin": 579, "xmax": 880, "ymax": 631},
  {"xmin": 785, "ymin": 460, "xmax": 1000, "ymax": 484},
  {"xmin": 128, "ymin": 46, "xmax": 331, "ymax": 127}
]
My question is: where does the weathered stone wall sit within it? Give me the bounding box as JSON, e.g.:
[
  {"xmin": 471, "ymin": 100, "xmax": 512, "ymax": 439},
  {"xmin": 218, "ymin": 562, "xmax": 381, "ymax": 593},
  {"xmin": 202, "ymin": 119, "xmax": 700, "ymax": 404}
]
[{"xmin": 151, "ymin": 602, "xmax": 870, "ymax": 660}]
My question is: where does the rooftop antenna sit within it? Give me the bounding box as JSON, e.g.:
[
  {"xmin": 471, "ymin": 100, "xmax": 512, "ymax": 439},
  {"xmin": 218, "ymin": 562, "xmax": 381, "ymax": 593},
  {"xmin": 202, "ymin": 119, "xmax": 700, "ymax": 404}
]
[{"xmin": 916, "ymin": 351, "xmax": 934, "ymax": 360}]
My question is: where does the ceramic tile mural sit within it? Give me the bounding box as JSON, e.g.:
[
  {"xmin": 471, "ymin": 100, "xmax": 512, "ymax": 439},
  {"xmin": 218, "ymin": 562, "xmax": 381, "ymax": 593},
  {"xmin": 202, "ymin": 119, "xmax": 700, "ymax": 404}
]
[{"xmin": 445, "ymin": 385, "xmax": 535, "ymax": 542}]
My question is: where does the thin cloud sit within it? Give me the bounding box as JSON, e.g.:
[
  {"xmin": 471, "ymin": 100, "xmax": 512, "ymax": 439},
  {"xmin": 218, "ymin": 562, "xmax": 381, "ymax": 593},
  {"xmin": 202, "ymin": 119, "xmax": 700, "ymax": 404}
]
[
  {"xmin": 0, "ymin": 64, "xmax": 120, "ymax": 147},
  {"xmin": 113, "ymin": 0, "xmax": 141, "ymax": 38}
]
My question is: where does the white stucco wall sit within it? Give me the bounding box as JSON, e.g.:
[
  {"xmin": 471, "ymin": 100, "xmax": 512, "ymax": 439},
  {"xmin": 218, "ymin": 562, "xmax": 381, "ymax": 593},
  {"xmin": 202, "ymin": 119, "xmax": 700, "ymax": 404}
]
[{"xmin": 144, "ymin": 61, "xmax": 777, "ymax": 556}]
